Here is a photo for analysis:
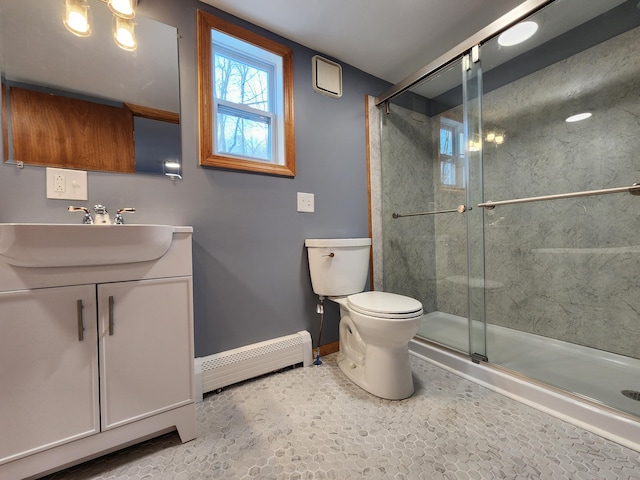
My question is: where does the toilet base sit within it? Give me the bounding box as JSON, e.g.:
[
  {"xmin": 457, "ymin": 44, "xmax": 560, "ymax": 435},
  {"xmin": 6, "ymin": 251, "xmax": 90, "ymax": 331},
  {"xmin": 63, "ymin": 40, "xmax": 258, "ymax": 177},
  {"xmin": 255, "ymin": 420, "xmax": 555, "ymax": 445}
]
[{"xmin": 338, "ymin": 344, "xmax": 415, "ymax": 400}]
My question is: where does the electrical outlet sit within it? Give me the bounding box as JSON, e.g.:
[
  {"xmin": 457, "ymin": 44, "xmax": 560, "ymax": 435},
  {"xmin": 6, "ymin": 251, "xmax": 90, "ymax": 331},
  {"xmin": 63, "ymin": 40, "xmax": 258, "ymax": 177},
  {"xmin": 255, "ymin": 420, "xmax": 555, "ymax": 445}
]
[
  {"xmin": 297, "ymin": 192, "xmax": 315, "ymax": 212},
  {"xmin": 54, "ymin": 174, "xmax": 65, "ymax": 192},
  {"xmin": 46, "ymin": 167, "xmax": 88, "ymax": 200}
]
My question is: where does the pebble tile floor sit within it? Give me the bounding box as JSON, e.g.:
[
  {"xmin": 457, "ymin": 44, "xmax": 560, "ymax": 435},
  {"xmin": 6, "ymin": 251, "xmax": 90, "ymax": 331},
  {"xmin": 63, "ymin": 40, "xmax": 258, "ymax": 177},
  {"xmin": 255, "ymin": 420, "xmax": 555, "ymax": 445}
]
[{"xmin": 41, "ymin": 353, "xmax": 640, "ymax": 480}]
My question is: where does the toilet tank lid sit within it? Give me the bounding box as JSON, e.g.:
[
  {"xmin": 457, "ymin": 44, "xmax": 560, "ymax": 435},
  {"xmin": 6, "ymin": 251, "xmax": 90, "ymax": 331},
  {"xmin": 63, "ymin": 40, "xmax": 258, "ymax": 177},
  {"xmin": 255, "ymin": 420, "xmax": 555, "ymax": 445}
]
[{"xmin": 305, "ymin": 238, "xmax": 371, "ymax": 248}]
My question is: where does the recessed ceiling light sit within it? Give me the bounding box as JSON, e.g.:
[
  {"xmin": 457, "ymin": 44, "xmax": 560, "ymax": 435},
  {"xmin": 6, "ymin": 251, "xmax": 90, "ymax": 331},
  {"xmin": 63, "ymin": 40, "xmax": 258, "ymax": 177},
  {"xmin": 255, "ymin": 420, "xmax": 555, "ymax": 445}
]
[
  {"xmin": 565, "ymin": 112, "xmax": 592, "ymax": 123},
  {"xmin": 498, "ymin": 21, "xmax": 538, "ymax": 47}
]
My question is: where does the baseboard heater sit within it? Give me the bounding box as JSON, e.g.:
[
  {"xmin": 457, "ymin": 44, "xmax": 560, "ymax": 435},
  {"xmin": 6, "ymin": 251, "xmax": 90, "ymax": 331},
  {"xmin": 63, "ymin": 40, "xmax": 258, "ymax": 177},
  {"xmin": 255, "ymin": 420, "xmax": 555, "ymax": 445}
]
[{"xmin": 194, "ymin": 330, "xmax": 312, "ymax": 401}]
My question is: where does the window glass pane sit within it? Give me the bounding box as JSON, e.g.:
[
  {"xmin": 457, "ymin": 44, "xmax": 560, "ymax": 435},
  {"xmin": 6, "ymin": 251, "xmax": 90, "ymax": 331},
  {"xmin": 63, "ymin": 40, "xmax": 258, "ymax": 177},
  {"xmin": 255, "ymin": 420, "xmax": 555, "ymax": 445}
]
[
  {"xmin": 441, "ymin": 161, "xmax": 455, "ymax": 186},
  {"xmin": 216, "ymin": 108, "xmax": 271, "ymax": 161},
  {"xmin": 214, "ymin": 53, "xmax": 270, "ymax": 112},
  {"xmin": 440, "ymin": 128, "xmax": 453, "ymax": 156}
]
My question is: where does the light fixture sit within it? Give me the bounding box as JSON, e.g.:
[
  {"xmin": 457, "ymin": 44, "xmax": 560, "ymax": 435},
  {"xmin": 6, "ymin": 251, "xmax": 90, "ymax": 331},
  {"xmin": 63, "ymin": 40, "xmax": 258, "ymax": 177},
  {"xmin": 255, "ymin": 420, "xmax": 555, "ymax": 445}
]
[
  {"xmin": 498, "ymin": 21, "xmax": 538, "ymax": 47},
  {"xmin": 113, "ymin": 16, "xmax": 137, "ymax": 51},
  {"xmin": 486, "ymin": 131, "xmax": 496, "ymax": 142},
  {"xmin": 108, "ymin": 0, "xmax": 137, "ymax": 19},
  {"xmin": 494, "ymin": 133, "xmax": 505, "ymax": 145},
  {"xmin": 63, "ymin": 0, "xmax": 138, "ymax": 52},
  {"xmin": 565, "ymin": 112, "xmax": 592, "ymax": 123},
  {"xmin": 64, "ymin": 0, "xmax": 92, "ymax": 37}
]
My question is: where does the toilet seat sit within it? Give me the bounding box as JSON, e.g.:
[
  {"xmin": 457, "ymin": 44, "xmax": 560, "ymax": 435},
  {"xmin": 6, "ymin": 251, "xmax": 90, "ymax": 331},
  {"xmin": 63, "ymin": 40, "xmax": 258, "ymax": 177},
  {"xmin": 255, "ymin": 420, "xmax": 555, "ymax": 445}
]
[{"xmin": 347, "ymin": 291, "xmax": 423, "ymax": 319}]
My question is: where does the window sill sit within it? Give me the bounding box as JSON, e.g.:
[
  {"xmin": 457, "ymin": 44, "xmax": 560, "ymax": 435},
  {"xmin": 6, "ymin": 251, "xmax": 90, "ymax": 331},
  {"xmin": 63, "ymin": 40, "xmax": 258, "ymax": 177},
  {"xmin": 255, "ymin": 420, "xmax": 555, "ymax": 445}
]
[{"xmin": 200, "ymin": 154, "xmax": 295, "ymax": 177}]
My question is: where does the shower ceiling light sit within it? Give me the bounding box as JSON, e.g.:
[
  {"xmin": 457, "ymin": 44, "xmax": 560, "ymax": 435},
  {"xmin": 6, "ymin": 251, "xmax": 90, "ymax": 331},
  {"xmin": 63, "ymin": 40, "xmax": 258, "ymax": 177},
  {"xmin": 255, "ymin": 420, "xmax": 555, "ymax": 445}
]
[
  {"xmin": 565, "ymin": 112, "xmax": 592, "ymax": 123},
  {"xmin": 498, "ymin": 21, "xmax": 538, "ymax": 47}
]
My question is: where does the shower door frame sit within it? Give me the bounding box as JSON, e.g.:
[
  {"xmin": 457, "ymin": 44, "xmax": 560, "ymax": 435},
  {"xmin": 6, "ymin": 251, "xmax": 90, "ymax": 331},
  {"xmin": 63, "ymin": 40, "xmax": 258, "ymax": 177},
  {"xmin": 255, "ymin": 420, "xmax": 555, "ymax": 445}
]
[{"xmin": 461, "ymin": 48, "xmax": 488, "ymax": 363}]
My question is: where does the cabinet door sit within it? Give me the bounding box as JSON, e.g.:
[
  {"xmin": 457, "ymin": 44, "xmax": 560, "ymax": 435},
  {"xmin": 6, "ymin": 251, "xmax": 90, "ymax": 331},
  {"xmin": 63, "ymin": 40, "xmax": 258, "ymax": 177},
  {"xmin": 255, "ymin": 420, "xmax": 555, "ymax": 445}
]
[
  {"xmin": 0, "ymin": 285, "xmax": 99, "ymax": 465},
  {"xmin": 98, "ymin": 277, "xmax": 193, "ymax": 430}
]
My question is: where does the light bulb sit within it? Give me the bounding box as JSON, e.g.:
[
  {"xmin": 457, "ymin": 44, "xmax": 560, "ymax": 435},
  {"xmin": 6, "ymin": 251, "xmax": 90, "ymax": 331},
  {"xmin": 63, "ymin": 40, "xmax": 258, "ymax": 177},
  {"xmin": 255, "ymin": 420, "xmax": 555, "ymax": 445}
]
[
  {"xmin": 486, "ymin": 132, "xmax": 496, "ymax": 142},
  {"xmin": 109, "ymin": 0, "xmax": 136, "ymax": 19},
  {"xmin": 114, "ymin": 17, "xmax": 137, "ymax": 51},
  {"xmin": 495, "ymin": 134, "xmax": 504, "ymax": 145},
  {"xmin": 64, "ymin": 0, "xmax": 91, "ymax": 37}
]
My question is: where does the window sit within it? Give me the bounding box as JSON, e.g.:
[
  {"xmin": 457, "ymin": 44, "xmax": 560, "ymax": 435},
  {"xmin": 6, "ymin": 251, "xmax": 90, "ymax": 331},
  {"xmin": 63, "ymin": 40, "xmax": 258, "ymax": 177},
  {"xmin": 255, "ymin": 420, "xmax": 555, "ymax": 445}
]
[
  {"xmin": 439, "ymin": 117, "xmax": 465, "ymax": 189},
  {"xmin": 197, "ymin": 11, "xmax": 295, "ymax": 176}
]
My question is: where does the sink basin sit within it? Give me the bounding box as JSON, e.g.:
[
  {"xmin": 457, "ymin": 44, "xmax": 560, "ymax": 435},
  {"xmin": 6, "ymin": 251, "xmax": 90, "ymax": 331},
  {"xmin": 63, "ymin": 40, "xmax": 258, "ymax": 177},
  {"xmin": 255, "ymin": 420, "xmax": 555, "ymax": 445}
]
[{"xmin": 0, "ymin": 223, "xmax": 174, "ymax": 267}]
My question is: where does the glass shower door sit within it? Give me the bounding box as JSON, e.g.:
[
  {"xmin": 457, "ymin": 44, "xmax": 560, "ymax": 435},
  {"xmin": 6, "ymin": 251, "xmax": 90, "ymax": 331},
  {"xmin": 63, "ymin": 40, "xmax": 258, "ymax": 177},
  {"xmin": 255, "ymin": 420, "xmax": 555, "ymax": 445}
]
[
  {"xmin": 462, "ymin": 49, "xmax": 488, "ymax": 362},
  {"xmin": 380, "ymin": 58, "xmax": 474, "ymax": 355}
]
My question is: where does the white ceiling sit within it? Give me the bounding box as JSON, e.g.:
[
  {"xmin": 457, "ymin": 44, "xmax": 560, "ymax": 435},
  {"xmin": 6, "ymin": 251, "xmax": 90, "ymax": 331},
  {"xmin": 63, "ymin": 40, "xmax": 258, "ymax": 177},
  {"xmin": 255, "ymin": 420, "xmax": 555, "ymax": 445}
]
[{"xmin": 198, "ymin": 0, "xmax": 526, "ymax": 85}]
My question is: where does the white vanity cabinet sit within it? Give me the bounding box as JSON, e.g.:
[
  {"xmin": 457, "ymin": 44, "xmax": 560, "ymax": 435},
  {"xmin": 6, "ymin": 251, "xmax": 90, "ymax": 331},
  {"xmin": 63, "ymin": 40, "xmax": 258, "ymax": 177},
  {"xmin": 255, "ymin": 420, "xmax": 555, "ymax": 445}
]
[{"xmin": 0, "ymin": 227, "xmax": 196, "ymax": 480}]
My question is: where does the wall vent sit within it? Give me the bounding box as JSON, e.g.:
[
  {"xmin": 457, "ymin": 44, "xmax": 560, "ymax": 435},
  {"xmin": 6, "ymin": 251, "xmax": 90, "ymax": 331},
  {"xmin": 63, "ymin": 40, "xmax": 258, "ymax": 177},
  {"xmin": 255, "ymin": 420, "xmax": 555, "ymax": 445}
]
[{"xmin": 194, "ymin": 331, "xmax": 312, "ymax": 401}]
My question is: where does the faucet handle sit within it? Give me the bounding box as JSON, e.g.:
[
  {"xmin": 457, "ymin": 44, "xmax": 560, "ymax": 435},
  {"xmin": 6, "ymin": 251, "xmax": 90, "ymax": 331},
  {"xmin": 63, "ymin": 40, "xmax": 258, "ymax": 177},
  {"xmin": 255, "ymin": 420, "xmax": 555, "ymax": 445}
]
[
  {"xmin": 114, "ymin": 207, "xmax": 135, "ymax": 224},
  {"xmin": 68, "ymin": 206, "xmax": 94, "ymax": 224}
]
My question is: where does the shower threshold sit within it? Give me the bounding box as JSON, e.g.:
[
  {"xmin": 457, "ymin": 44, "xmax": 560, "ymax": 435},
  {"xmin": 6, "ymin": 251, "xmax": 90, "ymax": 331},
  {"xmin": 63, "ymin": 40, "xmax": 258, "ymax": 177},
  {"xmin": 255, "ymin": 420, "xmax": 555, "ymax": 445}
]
[{"xmin": 411, "ymin": 311, "xmax": 640, "ymax": 453}]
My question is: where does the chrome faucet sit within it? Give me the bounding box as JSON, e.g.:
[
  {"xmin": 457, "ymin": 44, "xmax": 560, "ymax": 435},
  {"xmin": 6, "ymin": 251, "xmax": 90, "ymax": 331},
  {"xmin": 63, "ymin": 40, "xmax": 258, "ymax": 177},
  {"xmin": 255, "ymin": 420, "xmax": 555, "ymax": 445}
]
[
  {"xmin": 68, "ymin": 205, "xmax": 136, "ymax": 224},
  {"xmin": 93, "ymin": 205, "xmax": 111, "ymax": 224}
]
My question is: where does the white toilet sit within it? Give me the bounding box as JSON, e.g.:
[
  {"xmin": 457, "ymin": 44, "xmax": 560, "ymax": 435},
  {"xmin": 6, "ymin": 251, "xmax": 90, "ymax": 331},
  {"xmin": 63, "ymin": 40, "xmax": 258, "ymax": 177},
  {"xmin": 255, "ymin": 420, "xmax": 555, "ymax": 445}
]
[{"xmin": 305, "ymin": 238, "xmax": 423, "ymax": 400}]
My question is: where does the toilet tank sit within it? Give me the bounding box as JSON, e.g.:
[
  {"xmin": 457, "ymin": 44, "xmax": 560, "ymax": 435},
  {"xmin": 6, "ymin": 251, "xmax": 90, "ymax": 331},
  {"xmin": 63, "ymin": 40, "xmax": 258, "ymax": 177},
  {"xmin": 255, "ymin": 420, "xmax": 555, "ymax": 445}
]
[{"xmin": 305, "ymin": 238, "xmax": 371, "ymax": 296}]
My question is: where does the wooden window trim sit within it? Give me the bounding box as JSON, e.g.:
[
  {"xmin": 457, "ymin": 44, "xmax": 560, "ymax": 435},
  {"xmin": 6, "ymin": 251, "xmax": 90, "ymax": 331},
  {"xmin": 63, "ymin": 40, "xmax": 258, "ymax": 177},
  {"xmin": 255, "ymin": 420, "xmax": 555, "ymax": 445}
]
[
  {"xmin": 124, "ymin": 103, "xmax": 180, "ymax": 124},
  {"xmin": 197, "ymin": 10, "xmax": 296, "ymax": 177}
]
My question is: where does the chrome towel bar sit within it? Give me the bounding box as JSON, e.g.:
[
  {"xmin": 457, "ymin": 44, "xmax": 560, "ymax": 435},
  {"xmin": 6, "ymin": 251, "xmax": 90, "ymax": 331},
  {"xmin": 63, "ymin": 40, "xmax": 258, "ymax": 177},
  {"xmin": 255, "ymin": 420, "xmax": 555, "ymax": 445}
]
[
  {"xmin": 392, "ymin": 204, "xmax": 466, "ymax": 219},
  {"xmin": 479, "ymin": 183, "xmax": 640, "ymax": 210}
]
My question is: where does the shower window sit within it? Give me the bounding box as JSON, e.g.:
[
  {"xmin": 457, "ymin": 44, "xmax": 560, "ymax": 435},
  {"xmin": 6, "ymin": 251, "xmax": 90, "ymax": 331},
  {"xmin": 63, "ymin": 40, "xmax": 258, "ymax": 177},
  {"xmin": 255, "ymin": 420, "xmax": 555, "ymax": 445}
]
[{"xmin": 439, "ymin": 118, "xmax": 465, "ymax": 188}]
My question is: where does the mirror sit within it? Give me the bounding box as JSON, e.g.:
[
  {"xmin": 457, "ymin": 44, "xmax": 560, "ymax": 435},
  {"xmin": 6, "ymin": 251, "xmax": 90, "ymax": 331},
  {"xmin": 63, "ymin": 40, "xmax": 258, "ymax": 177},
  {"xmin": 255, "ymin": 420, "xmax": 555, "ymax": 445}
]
[{"xmin": 0, "ymin": 0, "xmax": 181, "ymax": 177}]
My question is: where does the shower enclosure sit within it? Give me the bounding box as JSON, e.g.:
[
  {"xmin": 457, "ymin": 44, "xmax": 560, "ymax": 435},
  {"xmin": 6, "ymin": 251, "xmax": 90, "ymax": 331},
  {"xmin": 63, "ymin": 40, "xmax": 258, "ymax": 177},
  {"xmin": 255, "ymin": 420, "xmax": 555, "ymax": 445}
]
[{"xmin": 372, "ymin": 0, "xmax": 640, "ymax": 422}]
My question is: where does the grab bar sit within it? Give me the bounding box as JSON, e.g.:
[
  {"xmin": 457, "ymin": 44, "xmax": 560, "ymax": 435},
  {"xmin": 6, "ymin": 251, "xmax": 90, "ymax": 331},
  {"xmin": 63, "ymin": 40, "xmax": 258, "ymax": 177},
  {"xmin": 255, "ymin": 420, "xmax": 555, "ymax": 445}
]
[
  {"xmin": 479, "ymin": 183, "xmax": 640, "ymax": 210},
  {"xmin": 392, "ymin": 204, "xmax": 466, "ymax": 219}
]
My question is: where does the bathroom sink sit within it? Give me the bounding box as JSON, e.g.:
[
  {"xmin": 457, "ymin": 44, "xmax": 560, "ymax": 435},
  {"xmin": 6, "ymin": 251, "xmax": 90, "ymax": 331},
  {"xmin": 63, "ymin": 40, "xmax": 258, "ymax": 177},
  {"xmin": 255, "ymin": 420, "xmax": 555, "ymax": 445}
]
[{"xmin": 0, "ymin": 223, "xmax": 175, "ymax": 267}]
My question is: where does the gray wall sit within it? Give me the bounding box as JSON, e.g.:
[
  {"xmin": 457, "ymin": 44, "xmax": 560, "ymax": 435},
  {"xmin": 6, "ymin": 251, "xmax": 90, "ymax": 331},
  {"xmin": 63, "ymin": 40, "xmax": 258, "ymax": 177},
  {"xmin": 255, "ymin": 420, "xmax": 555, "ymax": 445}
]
[{"xmin": 0, "ymin": 0, "xmax": 390, "ymax": 357}]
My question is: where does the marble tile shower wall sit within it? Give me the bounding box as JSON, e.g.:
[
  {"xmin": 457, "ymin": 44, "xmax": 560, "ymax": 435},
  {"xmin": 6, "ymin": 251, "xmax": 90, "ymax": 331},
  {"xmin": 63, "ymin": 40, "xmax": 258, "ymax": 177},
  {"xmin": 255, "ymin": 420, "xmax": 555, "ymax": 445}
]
[
  {"xmin": 480, "ymin": 25, "xmax": 640, "ymax": 359},
  {"xmin": 380, "ymin": 106, "xmax": 437, "ymax": 312},
  {"xmin": 381, "ymin": 26, "xmax": 640, "ymax": 359}
]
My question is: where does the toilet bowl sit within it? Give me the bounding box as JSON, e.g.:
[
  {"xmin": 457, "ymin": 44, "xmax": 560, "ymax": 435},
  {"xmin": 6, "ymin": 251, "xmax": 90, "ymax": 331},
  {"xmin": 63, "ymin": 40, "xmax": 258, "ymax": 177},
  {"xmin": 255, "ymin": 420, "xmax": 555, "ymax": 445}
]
[{"xmin": 305, "ymin": 238, "xmax": 423, "ymax": 400}]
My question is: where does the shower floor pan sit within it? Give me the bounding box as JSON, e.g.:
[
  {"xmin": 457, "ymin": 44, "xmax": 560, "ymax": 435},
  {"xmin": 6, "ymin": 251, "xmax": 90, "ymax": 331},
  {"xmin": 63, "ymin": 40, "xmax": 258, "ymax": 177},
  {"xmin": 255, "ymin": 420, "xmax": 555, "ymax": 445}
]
[{"xmin": 417, "ymin": 311, "xmax": 640, "ymax": 418}]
